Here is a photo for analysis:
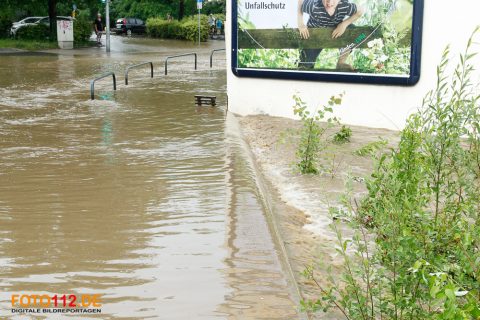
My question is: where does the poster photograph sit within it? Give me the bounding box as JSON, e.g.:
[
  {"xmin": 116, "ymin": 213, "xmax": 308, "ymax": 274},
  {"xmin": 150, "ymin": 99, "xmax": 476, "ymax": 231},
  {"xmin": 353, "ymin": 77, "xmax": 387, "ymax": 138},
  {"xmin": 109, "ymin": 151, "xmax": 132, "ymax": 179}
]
[{"xmin": 232, "ymin": 0, "xmax": 424, "ymax": 85}]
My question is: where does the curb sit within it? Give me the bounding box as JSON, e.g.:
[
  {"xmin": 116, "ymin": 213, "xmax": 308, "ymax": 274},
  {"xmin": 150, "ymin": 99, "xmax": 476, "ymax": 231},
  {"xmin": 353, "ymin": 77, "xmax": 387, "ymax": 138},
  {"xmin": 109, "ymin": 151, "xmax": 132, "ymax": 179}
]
[{"xmin": 227, "ymin": 113, "xmax": 311, "ymax": 320}]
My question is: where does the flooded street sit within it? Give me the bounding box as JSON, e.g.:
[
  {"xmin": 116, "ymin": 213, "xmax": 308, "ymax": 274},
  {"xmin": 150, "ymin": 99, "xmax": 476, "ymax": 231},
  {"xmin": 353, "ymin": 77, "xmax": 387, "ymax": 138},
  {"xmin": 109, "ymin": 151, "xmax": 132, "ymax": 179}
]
[{"xmin": 0, "ymin": 37, "xmax": 299, "ymax": 319}]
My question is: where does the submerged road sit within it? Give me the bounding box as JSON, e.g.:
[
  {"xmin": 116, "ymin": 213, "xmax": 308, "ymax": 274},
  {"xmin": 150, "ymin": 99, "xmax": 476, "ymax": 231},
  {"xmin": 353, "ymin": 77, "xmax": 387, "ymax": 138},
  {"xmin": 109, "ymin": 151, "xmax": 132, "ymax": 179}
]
[{"xmin": 0, "ymin": 35, "xmax": 301, "ymax": 319}]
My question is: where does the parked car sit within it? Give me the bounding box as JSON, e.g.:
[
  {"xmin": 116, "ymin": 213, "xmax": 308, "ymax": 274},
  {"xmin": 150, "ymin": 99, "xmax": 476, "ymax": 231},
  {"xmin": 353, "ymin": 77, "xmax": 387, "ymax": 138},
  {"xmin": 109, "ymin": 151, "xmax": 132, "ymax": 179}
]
[
  {"xmin": 115, "ymin": 18, "xmax": 146, "ymax": 35},
  {"xmin": 10, "ymin": 16, "xmax": 44, "ymax": 36},
  {"xmin": 10, "ymin": 16, "xmax": 73, "ymax": 37},
  {"xmin": 36, "ymin": 16, "xmax": 73, "ymax": 26}
]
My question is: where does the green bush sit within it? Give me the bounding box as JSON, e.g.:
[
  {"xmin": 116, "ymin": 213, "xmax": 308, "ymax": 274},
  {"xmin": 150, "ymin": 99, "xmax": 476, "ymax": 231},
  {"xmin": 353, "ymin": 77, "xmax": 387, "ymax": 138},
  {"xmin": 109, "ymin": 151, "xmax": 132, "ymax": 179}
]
[
  {"xmin": 302, "ymin": 27, "xmax": 480, "ymax": 320},
  {"xmin": 180, "ymin": 18, "xmax": 208, "ymax": 42},
  {"xmin": 333, "ymin": 125, "xmax": 352, "ymax": 144},
  {"xmin": 147, "ymin": 18, "xmax": 181, "ymax": 39},
  {"xmin": 0, "ymin": 14, "xmax": 12, "ymax": 38},
  {"xmin": 292, "ymin": 94, "xmax": 341, "ymax": 174},
  {"xmin": 16, "ymin": 24, "xmax": 49, "ymax": 40},
  {"xmin": 74, "ymin": 10, "xmax": 93, "ymax": 43},
  {"xmin": 213, "ymin": 13, "xmax": 226, "ymax": 23},
  {"xmin": 146, "ymin": 15, "xmax": 209, "ymax": 42},
  {"xmin": 203, "ymin": 0, "xmax": 226, "ymax": 15}
]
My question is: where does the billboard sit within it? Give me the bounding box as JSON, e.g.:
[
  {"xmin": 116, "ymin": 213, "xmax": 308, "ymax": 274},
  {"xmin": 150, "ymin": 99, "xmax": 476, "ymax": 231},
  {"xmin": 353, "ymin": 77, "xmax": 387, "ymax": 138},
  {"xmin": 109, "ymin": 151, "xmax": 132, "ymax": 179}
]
[{"xmin": 232, "ymin": 0, "xmax": 424, "ymax": 85}]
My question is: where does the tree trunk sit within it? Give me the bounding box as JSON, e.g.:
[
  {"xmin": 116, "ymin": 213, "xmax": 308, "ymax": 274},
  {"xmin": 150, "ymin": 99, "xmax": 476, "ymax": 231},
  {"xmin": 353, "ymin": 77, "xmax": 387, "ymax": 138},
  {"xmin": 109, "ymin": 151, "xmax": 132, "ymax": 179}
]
[
  {"xmin": 178, "ymin": 0, "xmax": 185, "ymax": 20},
  {"xmin": 48, "ymin": 0, "xmax": 57, "ymax": 40}
]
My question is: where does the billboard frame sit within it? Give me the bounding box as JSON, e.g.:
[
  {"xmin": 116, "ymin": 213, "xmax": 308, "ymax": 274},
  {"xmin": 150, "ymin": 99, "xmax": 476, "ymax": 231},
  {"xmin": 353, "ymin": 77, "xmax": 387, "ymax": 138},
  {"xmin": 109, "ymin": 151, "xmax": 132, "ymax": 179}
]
[{"xmin": 231, "ymin": 0, "xmax": 424, "ymax": 86}]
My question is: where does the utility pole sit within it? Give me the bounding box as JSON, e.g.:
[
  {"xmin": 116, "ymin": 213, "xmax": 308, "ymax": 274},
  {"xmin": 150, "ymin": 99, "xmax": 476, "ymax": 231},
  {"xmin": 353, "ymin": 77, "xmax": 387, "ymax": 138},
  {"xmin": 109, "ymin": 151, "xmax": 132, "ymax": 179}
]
[
  {"xmin": 197, "ymin": 0, "xmax": 202, "ymax": 47},
  {"xmin": 106, "ymin": 0, "xmax": 111, "ymax": 52}
]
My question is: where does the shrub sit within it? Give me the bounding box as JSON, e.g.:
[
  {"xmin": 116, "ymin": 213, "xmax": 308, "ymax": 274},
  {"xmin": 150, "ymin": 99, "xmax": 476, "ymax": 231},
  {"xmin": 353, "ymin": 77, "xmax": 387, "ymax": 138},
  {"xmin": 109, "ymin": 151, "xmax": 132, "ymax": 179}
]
[
  {"xmin": 180, "ymin": 18, "xmax": 208, "ymax": 42},
  {"xmin": 203, "ymin": 0, "xmax": 225, "ymax": 15},
  {"xmin": 292, "ymin": 94, "xmax": 341, "ymax": 174},
  {"xmin": 333, "ymin": 125, "xmax": 352, "ymax": 143},
  {"xmin": 354, "ymin": 138, "xmax": 388, "ymax": 157},
  {"xmin": 303, "ymin": 27, "xmax": 480, "ymax": 320},
  {"xmin": 0, "ymin": 14, "xmax": 12, "ymax": 38},
  {"xmin": 146, "ymin": 15, "xmax": 209, "ymax": 42},
  {"xmin": 16, "ymin": 24, "xmax": 49, "ymax": 40},
  {"xmin": 74, "ymin": 10, "xmax": 93, "ymax": 43},
  {"xmin": 147, "ymin": 18, "xmax": 182, "ymax": 39}
]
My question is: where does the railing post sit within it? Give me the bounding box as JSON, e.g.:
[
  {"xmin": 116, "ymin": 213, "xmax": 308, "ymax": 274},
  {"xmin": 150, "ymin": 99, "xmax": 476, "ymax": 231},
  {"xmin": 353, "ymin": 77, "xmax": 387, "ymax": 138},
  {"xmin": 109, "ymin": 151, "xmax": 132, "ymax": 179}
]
[
  {"xmin": 125, "ymin": 62, "xmax": 154, "ymax": 85},
  {"xmin": 90, "ymin": 72, "xmax": 116, "ymax": 100},
  {"xmin": 164, "ymin": 53, "xmax": 198, "ymax": 75},
  {"xmin": 210, "ymin": 49, "xmax": 226, "ymax": 68},
  {"xmin": 90, "ymin": 80, "xmax": 95, "ymax": 100}
]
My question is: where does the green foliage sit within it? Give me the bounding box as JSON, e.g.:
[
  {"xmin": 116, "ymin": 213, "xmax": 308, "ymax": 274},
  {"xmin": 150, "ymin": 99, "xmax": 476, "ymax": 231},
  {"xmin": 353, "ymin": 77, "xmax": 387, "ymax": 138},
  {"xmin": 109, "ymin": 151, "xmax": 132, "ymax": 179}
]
[
  {"xmin": 74, "ymin": 9, "xmax": 92, "ymax": 43},
  {"xmin": 238, "ymin": 0, "xmax": 255, "ymax": 29},
  {"xmin": 352, "ymin": 27, "xmax": 410, "ymax": 74},
  {"xmin": 180, "ymin": 15, "xmax": 209, "ymax": 42},
  {"xmin": 16, "ymin": 23, "xmax": 49, "ymax": 40},
  {"xmin": 333, "ymin": 125, "xmax": 353, "ymax": 144},
  {"xmin": 56, "ymin": 0, "xmax": 102, "ymax": 17},
  {"xmin": 0, "ymin": 0, "xmax": 47, "ymax": 20},
  {"xmin": 238, "ymin": 49, "xmax": 299, "ymax": 69},
  {"xmin": 304, "ymin": 27, "xmax": 480, "ymax": 320},
  {"xmin": 147, "ymin": 15, "xmax": 209, "ymax": 42},
  {"xmin": 112, "ymin": 1, "xmax": 173, "ymax": 22},
  {"xmin": 352, "ymin": 0, "xmax": 412, "ymax": 74},
  {"xmin": 203, "ymin": 0, "xmax": 225, "ymax": 15},
  {"xmin": 0, "ymin": 14, "xmax": 12, "ymax": 38},
  {"xmin": 0, "ymin": 38, "xmax": 58, "ymax": 50},
  {"xmin": 354, "ymin": 138, "xmax": 388, "ymax": 157},
  {"xmin": 110, "ymin": 0, "xmax": 224, "ymax": 23},
  {"xmin": 292, "ymin": 94, "xmax": 342, "ymax": 174}
]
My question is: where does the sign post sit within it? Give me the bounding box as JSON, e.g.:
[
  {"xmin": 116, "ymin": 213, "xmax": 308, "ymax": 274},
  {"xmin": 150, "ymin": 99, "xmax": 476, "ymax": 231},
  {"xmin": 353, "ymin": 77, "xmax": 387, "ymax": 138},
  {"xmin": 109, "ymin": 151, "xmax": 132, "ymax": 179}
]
[
  {"xmin": 197, "ymin": 0, "xmax": 202, "ymax": 47},
  {"xmin": 105, "ymin": 0, "xmax": 111, "ymax": 52}
]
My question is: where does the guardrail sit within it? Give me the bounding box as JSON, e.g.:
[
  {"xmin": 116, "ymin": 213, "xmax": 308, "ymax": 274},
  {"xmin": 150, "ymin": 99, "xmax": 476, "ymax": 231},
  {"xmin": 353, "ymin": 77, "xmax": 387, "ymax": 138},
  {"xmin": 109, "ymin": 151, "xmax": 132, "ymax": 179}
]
[
  {"xmin": 125, "ymin": 62, "xmax": 154, "ymax": 85},
  {"xmin": 210, "ymin": 49, "xmax": 226, "ymax": 68},
  {"xmin": 165, "ymin": 53, "xmax": 197, "ymax": 75},
  {"xmin": 90, "ymin": 72, "xmax": 117, "ymax": 100}
]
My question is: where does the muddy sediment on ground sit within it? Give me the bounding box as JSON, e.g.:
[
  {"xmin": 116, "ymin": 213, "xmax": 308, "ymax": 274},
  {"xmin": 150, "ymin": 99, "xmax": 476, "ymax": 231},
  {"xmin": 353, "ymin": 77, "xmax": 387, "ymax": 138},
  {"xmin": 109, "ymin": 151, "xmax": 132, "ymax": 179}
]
[{"xmin": 237, "ymin": 115, "xmax": 400, "ymax": 319}]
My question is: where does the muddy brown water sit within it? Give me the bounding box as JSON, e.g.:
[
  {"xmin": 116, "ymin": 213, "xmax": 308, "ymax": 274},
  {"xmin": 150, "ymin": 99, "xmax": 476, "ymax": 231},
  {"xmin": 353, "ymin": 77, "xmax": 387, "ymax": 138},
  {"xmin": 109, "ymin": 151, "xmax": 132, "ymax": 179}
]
[{"xmin": 0, "ymin": 37, "xmax": 299, "ymax": 319}]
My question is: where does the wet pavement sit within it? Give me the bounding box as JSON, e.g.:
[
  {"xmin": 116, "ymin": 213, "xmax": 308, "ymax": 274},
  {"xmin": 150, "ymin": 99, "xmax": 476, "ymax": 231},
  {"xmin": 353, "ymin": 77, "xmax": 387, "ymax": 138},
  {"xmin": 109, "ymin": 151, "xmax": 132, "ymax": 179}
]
[{"xmin": 0, "ymin": 35, "xmax": 300, "ymax": 319}]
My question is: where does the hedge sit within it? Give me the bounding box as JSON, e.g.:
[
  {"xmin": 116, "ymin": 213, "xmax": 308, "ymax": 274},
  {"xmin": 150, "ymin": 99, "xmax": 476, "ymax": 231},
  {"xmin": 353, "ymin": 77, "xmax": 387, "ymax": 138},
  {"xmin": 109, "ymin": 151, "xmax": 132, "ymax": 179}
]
[
  {"xmin": 16, "ymin": 24, "xmax": 50, "ymax": 40},
  {"xmin": 146, "ymin": 15, "xmax": 209, "ymax": 42},
  {"xmin": 0, "ymin": 15, "xmax": 12, "ymax": 38}
]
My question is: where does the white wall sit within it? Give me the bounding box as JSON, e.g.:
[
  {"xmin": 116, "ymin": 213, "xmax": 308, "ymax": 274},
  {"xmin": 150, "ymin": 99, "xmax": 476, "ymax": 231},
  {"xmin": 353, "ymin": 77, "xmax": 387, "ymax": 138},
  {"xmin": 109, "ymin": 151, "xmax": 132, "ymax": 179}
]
[{"xmin": 226, "ymin": 1, "xmax": 480, "ymax": 130}]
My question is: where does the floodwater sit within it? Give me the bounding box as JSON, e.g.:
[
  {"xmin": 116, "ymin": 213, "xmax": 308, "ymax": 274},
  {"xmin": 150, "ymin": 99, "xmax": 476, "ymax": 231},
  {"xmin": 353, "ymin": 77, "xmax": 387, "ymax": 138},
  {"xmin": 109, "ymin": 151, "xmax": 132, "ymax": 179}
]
[{"xmin": 0, "ymin": 36, "xmax": 300, "ymax": 319}]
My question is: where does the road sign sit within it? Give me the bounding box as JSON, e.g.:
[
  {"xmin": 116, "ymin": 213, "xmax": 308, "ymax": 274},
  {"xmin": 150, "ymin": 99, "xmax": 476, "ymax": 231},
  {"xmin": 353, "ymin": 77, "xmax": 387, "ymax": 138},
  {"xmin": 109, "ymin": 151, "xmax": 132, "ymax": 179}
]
[{"xmin": 197, "ymin": 0, "xmax": 202, "ymax": 10}]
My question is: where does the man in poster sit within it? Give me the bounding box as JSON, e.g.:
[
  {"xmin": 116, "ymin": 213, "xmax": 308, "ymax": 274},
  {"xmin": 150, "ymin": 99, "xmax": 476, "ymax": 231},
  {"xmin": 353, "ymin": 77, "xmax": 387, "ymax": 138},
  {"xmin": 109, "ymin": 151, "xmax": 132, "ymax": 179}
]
[{"xmin": 297, "ymin": 0, "xmax": 364, "ymax": 70}]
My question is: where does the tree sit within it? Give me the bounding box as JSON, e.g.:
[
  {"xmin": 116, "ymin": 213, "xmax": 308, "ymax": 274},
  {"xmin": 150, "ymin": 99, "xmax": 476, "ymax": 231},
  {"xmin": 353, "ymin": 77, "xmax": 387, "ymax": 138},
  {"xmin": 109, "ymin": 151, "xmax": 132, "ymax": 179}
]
[
  {"xmin": 178, "ymin": 0, "xmax": 185, "ymax": 20},
  {"xmin": 48, "ymin": 0, "xmax": 57, "ymax": 39}
]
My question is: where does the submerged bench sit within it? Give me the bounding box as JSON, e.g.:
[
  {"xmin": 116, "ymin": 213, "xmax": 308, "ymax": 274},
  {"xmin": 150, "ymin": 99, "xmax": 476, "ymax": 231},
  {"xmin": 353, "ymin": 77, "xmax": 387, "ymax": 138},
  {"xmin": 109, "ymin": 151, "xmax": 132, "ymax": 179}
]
[{"xmin": 195, "ymin": 95, "xmax": 216, "ymax": 106}]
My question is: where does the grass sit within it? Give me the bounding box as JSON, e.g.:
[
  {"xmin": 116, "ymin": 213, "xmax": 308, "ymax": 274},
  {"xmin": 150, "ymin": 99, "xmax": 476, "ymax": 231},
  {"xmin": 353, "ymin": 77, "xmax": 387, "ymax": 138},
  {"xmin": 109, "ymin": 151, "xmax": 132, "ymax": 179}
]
[
  {"xmin": 0, "ymin": 38, "xmax": 98, "ymax": 51},
  {"xmin": 0, "ymin": 38, "xmax": 59, "ymax": 50}
]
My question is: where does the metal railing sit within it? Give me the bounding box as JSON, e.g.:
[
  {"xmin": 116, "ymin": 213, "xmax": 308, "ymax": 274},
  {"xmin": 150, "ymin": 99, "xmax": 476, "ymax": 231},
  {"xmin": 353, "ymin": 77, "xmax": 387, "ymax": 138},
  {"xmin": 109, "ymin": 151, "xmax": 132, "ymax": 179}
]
[
  {"xmin": 210, "ymin": 49, "xmax": 226, "ymax": 68},
  {"xmin": 125, "ymin": 62, "xmax": 154, "ymax": 85},
  {"xmin": 164, "ymin": 53, "xmax": 197, "ymax": 75},
  {"xmin": 90, "ymin": 72, "xmax": 117, "ymax": 100}
]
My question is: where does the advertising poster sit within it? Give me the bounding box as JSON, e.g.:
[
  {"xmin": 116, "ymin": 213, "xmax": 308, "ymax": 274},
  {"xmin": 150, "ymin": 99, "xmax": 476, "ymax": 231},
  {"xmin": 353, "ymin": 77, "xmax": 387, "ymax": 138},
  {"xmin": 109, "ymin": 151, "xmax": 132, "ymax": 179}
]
[{"xmin": 232, "ymin": 0, "xmax": 423, "ymax": 85}]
